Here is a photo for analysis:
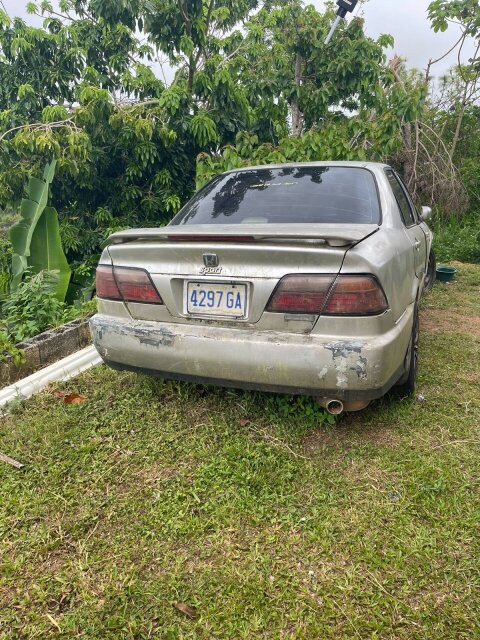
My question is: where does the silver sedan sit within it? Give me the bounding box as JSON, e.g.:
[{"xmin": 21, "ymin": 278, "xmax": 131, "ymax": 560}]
[{"xmin": 90, "ymin": 162, "xmax": 434, "ymax": 413}]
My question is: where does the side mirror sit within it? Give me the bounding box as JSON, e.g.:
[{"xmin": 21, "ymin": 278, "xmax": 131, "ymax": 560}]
[{"xmin": 420, "ymin": 206, "xmax": 432, "ymax": 222}]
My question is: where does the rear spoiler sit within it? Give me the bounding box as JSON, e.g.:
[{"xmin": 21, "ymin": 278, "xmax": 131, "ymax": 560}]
[{"xmin": 109, "ymin": 224, "xmax": 380, "ymax": 248}]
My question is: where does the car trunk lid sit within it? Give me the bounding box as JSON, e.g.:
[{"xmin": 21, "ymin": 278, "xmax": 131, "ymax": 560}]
[{"xmin": 106, "ymin": 224, "xmax": 379, "ymax": 327}]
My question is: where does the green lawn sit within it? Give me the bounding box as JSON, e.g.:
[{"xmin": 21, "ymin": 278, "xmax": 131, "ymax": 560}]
[{"xmin": 1, "ymin": 265, "xmax": 479, "ymax": 639}]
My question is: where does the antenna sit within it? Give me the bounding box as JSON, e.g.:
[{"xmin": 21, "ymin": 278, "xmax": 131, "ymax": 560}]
[{"xmin": 325, "ymin": 0, "xmax": 359, "ymax": 45}]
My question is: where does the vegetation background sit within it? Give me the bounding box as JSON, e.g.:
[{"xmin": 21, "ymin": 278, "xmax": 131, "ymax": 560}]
[{"xmin": 0, "ymin": 0, "xmax": 478, "ymax": 352}]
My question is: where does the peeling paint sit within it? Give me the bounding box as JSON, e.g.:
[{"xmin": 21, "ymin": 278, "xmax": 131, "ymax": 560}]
[
  {"xmin": 335, "ymin": 357, "xmax": 349, "ymax": 388},
  {"xmin": 325, "ymin": 341, "xmax": 367, "ymax": 388},
  {"xmin": 92, "ymin": 318, "xmax": 175, "ymax": 348},
  {"xmin": 325, "ymin": 341, "xmax": 364, "ymax": 359},
  {"xmin": 317, "ymin": 366, "xmax": 328, "ymax": 380},
  {"xmin": 351, "ymin": 356, "xmax": 368, "ymax": 381}
]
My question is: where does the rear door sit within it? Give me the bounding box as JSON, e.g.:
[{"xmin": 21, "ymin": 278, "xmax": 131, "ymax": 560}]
[{"xmin": 385, "ymin": 170, "xmax": 427, "ymax": 279}]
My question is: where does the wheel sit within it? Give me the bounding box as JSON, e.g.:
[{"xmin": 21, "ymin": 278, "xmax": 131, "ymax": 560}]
[
  {"xmin": 395, "ymin": 305, "xmax": 419, "ymax": 396},
  {"xmin": 423, "ymin": 249, "xmax": 436, "ymax": 294}
]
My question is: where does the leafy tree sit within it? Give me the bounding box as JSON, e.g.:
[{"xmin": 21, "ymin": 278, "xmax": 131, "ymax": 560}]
[
  {"xmin": 0, "ymin": 0, "xmax": 265, "ymax": 265},
  {"xmin": 0, "ymin": 0, "xmax": 470, "ymax": 278},
  {"xmin": 428, "ymin": 0, "xmax": 479, "ymax": 160}
]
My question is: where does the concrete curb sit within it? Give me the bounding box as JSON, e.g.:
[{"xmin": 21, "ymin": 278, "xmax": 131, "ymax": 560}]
[{"xmin": 1, "ymin": 319, "xmax": 92, "ymax": 388}]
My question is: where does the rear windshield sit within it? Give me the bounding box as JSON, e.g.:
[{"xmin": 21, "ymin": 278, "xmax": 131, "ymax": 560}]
[{"xmin": 172, "ymin": 167, "xmax": 380, "ymax": 225}]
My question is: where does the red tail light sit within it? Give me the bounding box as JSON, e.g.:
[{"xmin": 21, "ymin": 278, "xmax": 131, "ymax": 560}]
[
  {"xmin": 96, "ymin": 265, "xmax": 163, "ymax": 305},
  {"xmin": 267, "ymin": 275, "xmax": 388, "ymax": 316},
  {"xmin": 166, "ymin": 235, "xmax": 255, "ymax": 243},
  {"xmin": 267, "ymin": 275, "xmax": 333, "ymax": 313},
  {"xmin": 324, "ymin": 276, "xmax": 388, "ymax": 315},
  {"xmin": 96, "ymin": 265, "xmax": 121, "ymax": 300}
]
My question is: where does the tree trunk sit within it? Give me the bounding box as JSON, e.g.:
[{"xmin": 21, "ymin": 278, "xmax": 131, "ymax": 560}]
[
  {"xmin": 188, "ymin": 55, "xmax": 195, "ymax": 93},
  {"xmin": 450, "ymin": 99, "xmax": 467, "ymax": 161},
  {"xmin": 291, "ymin": 52, "xmax": 304, "ymax": 137}
]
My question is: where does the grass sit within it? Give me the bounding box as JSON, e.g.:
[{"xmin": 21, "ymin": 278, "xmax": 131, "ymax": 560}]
[
  {"xmin": 432, "ymin": 211, "xmax": 480, "ymax": 264},
  {"xmin": 0, "ymin": 264, "xmax": 479, "ymax": 639}
]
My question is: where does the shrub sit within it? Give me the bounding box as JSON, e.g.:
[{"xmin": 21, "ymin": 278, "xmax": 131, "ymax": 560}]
[
  {"xmin": 1, "ymin": 271, "xmax": 65, "ymax": 343},
  {"xmin": 0, "ymin": 330, "xmax": 25, "ymax": 365},
  {"xmin": 432, "ymin": 211, "xmax": 480, "ymax": 264},
  {"xmin": 0, "ymin": 235, "xmax": 12, "ymax": 300}
]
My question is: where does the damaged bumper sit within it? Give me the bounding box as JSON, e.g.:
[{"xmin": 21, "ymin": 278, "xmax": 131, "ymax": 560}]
[{"xmin": 90, "ymin": 309, "xmax": 413, "ymax": 401}]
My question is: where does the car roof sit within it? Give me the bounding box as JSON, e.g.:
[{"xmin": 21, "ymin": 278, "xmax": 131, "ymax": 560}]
[{"xmin": 224, "ymin": 161, "xmax": 390, "ymax": 174}]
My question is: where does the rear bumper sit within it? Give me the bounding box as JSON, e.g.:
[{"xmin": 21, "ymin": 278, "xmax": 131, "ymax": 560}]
[{"xmin": 90, "ymin": 309, "xmax": 413, "ymax": 401}]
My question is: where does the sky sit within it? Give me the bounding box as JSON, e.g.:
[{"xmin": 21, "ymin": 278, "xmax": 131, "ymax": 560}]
[{"xmin": 0, "ymin": 0, "xmax": 475, "ymax": 79}]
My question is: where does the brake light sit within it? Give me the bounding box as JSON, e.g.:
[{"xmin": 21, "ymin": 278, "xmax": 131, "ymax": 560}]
[
  {"xmin": 166, "ymin": 235, "xmax": 255, "ymax": 243},
  {"xmin": 324, "ymin": 276, "xmax": 388, "ymax": 315},
  {"xmin": 96, "ymin": 265, "xmax": 163, "ymax": 304},
  {"xmin": 267, "ymin": 275, "xmax": 388, "ymax": 315},
  {"xmin": 96, "ymin": 265, "xmax": 121, "ymax": 300},
  {"xmin": 267, "ymin": 275, "xmax": 333, "ymax": 313}
]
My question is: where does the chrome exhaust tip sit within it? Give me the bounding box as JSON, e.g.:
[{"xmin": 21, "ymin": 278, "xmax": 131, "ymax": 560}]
[
  {"xmin": 316, "ymin": 398, "xmax": 370, "ymax": 414},
  {"xmin": 326, "ymin": 399, "xmax": 344, "ymax": 415},
  {"xmin": 317, "ymin": 398, "xmax": 345, "ymax": 415}
]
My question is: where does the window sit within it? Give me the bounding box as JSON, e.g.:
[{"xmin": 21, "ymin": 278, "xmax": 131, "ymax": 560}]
[
  {"xmin": 172, "ymin": 167, "xmax": 381, "ymax": 226},
  {"xmin": 385, "ymin": 170, "xmax": 416, "ymax": 227}
]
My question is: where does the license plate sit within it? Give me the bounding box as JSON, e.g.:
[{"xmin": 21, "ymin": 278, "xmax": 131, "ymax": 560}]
[{"xmin": 185, "ymin": 282, "xmax": 248, "ymax": 318}]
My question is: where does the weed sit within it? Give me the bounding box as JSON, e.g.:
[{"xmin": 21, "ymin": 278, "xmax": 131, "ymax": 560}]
[{"xmin": 0, "ymin": 266, "xmax": 478, "ymax": 639}]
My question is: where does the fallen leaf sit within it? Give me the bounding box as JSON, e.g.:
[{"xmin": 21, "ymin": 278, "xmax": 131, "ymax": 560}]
[
  {"xmin": 64, "ymin": 393, "xmax": 87, "ymax": 405},
  {"xmin": 53, "ymin": 391, "xmax": 68, "ymax": 399},
  {"xmin": 239, "ymin": 418, "xmax": 251, "ymax": 427},
  {"xmin": 174, "ymin": 602, "xmax": 198, "ymax": 619},
  {"xmin": 45, "ymin": 613, "xmax": 61, "ymax": 631}
]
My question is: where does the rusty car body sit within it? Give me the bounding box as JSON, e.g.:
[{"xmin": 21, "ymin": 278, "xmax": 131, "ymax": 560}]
[{"xmin": 90, "ymin": 162, "xmax": 434, "ymax": 413}]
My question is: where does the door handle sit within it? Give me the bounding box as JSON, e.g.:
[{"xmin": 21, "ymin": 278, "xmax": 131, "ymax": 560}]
[{"xmin": 414, "ymin": 240, "xmax": 421, "ymax": 251}]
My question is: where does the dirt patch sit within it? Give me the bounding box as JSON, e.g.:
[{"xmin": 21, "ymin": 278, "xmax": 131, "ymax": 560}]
[
  {"xmin": 303, "ymin": 417, "xmax": 401, "ymax": 456},
  {"xmin": 421, "ymin": 309, "xmax": 480, "ymax": 337},
  {"xmin": 135, "ymin": 460, "xmax": 197, "ymax": 485}
]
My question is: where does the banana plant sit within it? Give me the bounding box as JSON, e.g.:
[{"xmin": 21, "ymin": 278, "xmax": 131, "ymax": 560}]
[{"xmin": 9, "ymin": 160, "xmax": 71, "ymax": 301}]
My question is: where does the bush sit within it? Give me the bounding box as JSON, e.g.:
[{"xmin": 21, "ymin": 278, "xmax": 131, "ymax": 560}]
[
  {"xmin": 432, "ymin": 212, "xmax": 480, "ymax": 264},
  {"xmin": 1, "ymin": 271, "xmax": 65, "ymax": 343},
  {"xmin": 0, "ymin": 235, "xmax": 12, "ymax": 300},
  {"xmin": 0, "ymin": 330, "xmax": 25, "ymax": 365}
]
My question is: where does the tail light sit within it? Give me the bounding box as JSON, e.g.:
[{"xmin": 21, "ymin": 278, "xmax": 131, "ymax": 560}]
[
  {"xmin": 324, "ymin": 276, "xmax": 388, "ymax": 315},
  {"xmin": 267, "ymin": 274, "xmax": 388, "ymax": 316},
  {"xmin": 96, "ymin": 265, "xmax": 163, "ymax": 305},
  {"xmin": 266, "ymin": 275, "xmax": 333, "ymax": 313}
]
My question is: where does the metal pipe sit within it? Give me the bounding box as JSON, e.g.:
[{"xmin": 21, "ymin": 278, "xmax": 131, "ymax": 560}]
[
  {"xmin": 324, "ymin": 15, "xmax": 342, "ymax": 45},
  {"xmin": 326, "ymin": 399, "xmax": 344, "ymax": 415},
  {"xmin": 317, "ymin": 398, "xmax": 345, "ymax": 414}
]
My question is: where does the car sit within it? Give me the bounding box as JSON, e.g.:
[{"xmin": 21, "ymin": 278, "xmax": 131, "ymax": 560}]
[{"xmin": 90, "ymin": 161, "xmax": 434, "ymax": 414}]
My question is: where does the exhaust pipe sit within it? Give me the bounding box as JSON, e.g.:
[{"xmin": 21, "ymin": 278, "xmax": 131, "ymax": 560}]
[
  {"xmin": 317, "ymin": 398, "xmax": 345, "ymax": 415},
  {"xmin": 316, "ymin": 398, "xmax": 370, "ymax": 414}
]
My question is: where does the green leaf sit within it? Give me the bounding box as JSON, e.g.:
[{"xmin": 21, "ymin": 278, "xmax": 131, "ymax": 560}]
[
  {"xmin": 29, "ymin": 207, "xmax": 71, "ymax": 302},
  {"xmin": 9, "ymin": 160, "xmax": 58, "ymax": 291}
]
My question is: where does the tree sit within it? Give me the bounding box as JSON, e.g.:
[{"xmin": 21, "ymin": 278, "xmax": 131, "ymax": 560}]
[
  {"xmin": 197, "ymin": 3, "xmax": 427, "ymax": 188},
  {"xmin": 428, "ymin": 0, "xmax": 480, "ymax": 159},
  {"xmin": 0, "ymin": 0, "xmax": 472, "ymax": 279}
]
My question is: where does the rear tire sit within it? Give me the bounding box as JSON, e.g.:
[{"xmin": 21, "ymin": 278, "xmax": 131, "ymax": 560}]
[
  {"xmin": 423, "ymin": 250, "xmax": 436, "ymax": 294},
  {"xmin": 395, "ymin": 305, "xmax": 419, "ymax": 396}
]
